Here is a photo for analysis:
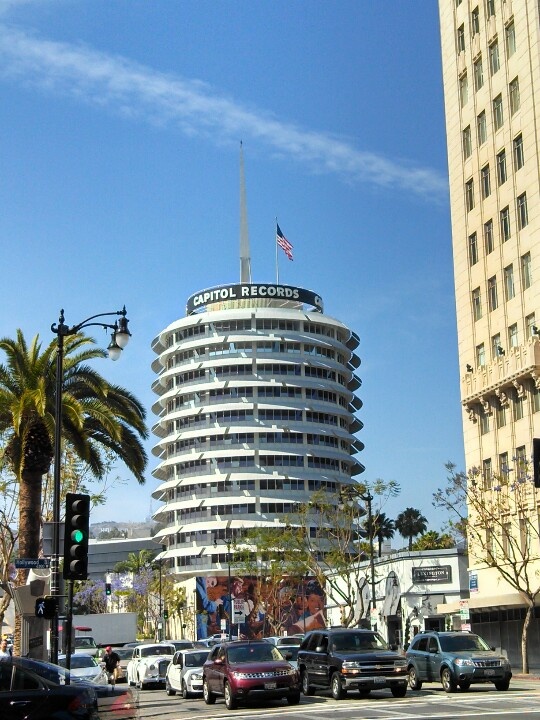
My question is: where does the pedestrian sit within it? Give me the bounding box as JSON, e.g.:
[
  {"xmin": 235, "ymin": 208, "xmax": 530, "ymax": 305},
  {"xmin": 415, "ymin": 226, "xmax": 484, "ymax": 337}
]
[
  {"xmin": 102, "ymin": 645, "xmax": 120, "ymax": 684},
  {"xmin": 0, "ymin": 638, "xmax": 12, "ymax": 661}
]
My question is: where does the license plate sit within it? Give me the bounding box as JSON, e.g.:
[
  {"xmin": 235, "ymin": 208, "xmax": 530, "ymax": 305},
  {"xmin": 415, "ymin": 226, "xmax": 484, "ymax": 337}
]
[
  {"xmin": 373, "ymin": 677, "xmax": 386, "ymax": 684},
  {"xmin": 484, "ymin": 669, "xmax": 495, "ymax": 676},
  {"xmin": 265, "ymin": 682, "xmax": 277, "ymax": 689}
]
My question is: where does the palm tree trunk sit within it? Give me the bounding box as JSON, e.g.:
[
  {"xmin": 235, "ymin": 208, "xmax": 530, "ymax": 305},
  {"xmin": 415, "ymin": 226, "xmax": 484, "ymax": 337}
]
[{"xmin": 19, "ymin": 470, "xmax": 44, "ymax": 559}]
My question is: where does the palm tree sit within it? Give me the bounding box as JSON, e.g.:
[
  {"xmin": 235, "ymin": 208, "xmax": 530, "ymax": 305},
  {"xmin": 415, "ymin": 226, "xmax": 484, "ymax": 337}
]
[
  {"xmin": 0, "ymin": 330, "xmax": 148, "ymax": 562},
  {"xmin": 395, "ymin": 507, "xmax": 428, "ymax": 550},
  {"xmin": 363, "ymin": 512, "xmax": 395, "ymax": 557}
]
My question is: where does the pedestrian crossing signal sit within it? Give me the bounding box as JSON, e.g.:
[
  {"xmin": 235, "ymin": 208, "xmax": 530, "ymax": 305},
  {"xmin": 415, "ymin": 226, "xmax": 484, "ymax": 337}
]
[{"xmin": 35, "ymin": 596, "xmax": 57, "ymax": 620}]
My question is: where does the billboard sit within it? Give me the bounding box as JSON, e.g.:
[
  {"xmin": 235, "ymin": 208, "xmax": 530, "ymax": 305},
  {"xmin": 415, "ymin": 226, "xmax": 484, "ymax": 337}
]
[
  {"xmin": 186, "ymin": 284, "xmax": 324, "ymax": 314},
  {"xmin": 195, "ymin": 575, "xmax": 326, "ymax": 640}
]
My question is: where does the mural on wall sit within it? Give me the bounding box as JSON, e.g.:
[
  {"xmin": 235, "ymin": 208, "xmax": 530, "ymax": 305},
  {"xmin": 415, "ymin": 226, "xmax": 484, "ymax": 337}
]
[{"xmin": 195, "ymin": 575, "xmax": 326, "ymax": 639}]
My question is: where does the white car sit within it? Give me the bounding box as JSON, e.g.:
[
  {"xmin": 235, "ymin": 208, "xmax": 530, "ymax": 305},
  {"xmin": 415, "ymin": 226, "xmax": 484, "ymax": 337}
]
[
  {"xmin": 165, "ymin": 648, "xmax": 209, "ymax": 698},
  {"xmin": 58, "ymin": 653, "xmax": 109, "ymax": 684},
  {"xmin": 126, "ymin": 643, "xmax": 175, "ymax": 689}
]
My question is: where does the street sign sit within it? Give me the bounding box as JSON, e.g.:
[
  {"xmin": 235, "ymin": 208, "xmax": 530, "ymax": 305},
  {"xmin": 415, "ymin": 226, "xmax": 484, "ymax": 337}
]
[
  {"xmin": 233, "ymin": 598, "xmax": 246, "ymax": 623},
  {"xmin": 15, "ymin": 558, "xmax": 51, "ymax": 569}
]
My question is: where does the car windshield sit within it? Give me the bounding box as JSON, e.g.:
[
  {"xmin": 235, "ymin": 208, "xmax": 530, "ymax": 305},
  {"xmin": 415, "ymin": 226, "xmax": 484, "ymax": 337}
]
[
  {"xmin": 115, "ymin": 648, "xmax": 134, "ymax": 660},
  {"xmin": 277, "ymin": 637, "xmax": 301, "ymax": 646},
  {"xmin": 280, "ymin": 646, "xmax": 299, "ymax": 660},
  {"xmin": 439, "ymin": 635, "xmax": 490, "ymax": 652},
  {"xmin": 227, "ymin": 644, "xmax": 283, "ymax": 663},
  {"xmin": 59, "ymin": 656, "xmax": 97, "ymax": 669},
  {"xmin": 185, "ymin": 652, "xmax": 209, "ymax": 667},
  {"xmin": 331, "ymin": 632, "xmax": 387, "ymax": 652},
  {"xmin": 141, "ymin": 645, "xmax": 174, "ymax": 657},
  {"xmin": 75, "ymin": 638, "xmax": 95, "ymax": 648},
  {"xmin": 13, "ymin": 657, "xmax": 70, "ymax": 685}
]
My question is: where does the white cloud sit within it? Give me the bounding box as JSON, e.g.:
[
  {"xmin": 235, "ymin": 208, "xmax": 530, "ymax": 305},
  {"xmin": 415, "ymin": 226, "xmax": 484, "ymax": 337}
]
[{"xmin": 0, "ymin": 24, "xmax": 448, "ymax": 199}]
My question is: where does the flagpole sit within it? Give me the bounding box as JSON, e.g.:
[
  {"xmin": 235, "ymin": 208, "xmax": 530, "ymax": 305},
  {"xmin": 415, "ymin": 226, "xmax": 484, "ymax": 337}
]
[{"xmin": 275, "ymin": 217, "xmax": 279, "ymax": 284}]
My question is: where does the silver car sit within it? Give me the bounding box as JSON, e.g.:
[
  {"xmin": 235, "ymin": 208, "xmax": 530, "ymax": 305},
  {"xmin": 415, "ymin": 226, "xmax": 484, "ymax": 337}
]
[{"xmin": 166, "ymin": 648, "xmax": 209, "ymax": 698}]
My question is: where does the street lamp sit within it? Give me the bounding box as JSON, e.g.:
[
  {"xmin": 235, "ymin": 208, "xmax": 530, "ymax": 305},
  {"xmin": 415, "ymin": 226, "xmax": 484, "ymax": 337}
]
[
  {"xmin": 361, "ymin": 491, "xmax": 377, "ymax": 628},
  {"xmin": 214, "ymin": 536, "xmax": 232, "ymax": 640},
  {"xmin": 50, "ymin": 307, "xmax": 131, "ymax": 664}
]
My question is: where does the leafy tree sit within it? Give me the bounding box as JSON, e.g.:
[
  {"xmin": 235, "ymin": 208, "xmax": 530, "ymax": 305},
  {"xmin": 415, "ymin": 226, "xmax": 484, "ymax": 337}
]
[
  {"xmin": 433, "ymin": 461, "xmax": 540, "ymax": 674},
  {"xmin": 114, "ymin": 549, "xmax": 156, "ymax": 575},
  {"xmin": 395, "ymin": 507, "xmax": 428, "ymax": 550},
  {"xmin": 0, "ymin": 461, "xmax": 18, "ymax": 631},
  {"xmin": 411, "ymin": 530, "xmax": 454, "ymax": 551}
]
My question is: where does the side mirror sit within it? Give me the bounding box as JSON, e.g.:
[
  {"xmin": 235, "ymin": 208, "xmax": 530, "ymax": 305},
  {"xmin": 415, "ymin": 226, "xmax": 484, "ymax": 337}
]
[{"xmin": 214, "ymin": 657, "xmax": 224, "ymax": 665}]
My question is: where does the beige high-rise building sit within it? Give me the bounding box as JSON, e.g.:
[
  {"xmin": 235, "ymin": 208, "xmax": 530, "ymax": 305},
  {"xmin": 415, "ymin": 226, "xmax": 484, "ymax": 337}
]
[{"xmin": 438, "ymin": 0, "xmax": 540, "ymax": 664}]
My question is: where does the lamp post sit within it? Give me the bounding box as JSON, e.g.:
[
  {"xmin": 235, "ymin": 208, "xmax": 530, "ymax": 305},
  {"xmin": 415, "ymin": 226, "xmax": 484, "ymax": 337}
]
[
  {"xmin": 361, "ymin": 491, "xmax": 377, "ymax": 628},
  {"xmin": 50, "ymin": 307, "xmax": 130, "ymax": 664},
  {"xmin": 214, "ymin": 536, "xmax": 232, "ymax": 640}
]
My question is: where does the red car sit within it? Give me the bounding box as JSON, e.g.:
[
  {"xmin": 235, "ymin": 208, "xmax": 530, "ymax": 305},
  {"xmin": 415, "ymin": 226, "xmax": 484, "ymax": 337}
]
[{"xmin": 203, "ymin": 640, "xmax": 300, "ymax": 710}]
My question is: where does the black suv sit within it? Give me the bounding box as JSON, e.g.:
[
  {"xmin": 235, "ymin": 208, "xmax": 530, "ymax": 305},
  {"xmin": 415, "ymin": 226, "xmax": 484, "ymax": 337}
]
[
  {"xmin": 297, "ymin": 628, "xmax": 408, "ymax": 700},
  {"xmin": 406, "ymin": 631, "xmax": 512, "ymax": 692}
]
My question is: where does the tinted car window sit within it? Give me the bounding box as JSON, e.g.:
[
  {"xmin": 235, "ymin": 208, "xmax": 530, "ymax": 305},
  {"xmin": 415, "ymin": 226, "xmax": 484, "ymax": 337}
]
[
  {"xmin": 416, "ymin": 637, "xmax": 428, "ymax": 652},
  {"xmin": 186, "ymin": 652, "xmax": 210, "ymax": 667},
  {"xmin": 227, "ymin": 644, "xmax": 280, "ymax": 663},
  {"xmin": 428, "ymin": 638, "xmax": 439, "ymax": 653},
  {"xmin": 439, "ymin": 634, "xmax": 489, "ymax": 652}
]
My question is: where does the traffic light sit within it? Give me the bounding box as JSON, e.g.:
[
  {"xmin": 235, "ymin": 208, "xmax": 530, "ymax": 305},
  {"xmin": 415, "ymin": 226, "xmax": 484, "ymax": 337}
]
[
  {"xmin": 35, "ymin": 596, "xmax": 57, "ymax": 619},
  {"xmin": 63, "ymin": 493, "xmax": 91, "ymax": 581},
  {"xmin": 105, "ymin": 582, "xmax": 112, "ymax": 596},
  {"xmin": 163, "ymin": 608, "xmax": 169, "ymax": 620}
]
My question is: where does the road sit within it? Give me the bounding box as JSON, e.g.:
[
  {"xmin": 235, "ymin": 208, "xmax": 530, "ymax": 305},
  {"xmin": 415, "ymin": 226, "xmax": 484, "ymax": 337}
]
[{"xmin": 134, "ymin": 677, "xmax": 540, "ymax": 720}]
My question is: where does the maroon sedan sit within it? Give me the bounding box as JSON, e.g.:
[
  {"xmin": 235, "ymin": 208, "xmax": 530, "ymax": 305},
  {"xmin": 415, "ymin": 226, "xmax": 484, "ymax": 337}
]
[{"xmin": 203, "ymin": 640, "xmax": 300, "ymax": 710}]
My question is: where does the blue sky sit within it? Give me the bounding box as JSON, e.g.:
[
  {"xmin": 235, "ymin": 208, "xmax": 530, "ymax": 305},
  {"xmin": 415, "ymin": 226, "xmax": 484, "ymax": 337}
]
[{"xmin": 0, "ymin": 0, "xmax": 463, "ymax": 533}]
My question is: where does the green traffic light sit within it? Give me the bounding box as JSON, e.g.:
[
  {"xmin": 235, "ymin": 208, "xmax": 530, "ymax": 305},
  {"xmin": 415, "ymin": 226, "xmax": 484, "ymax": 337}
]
[{"xmin": 72, "ymin": 529, "xmax": 84, "ymax": 543}]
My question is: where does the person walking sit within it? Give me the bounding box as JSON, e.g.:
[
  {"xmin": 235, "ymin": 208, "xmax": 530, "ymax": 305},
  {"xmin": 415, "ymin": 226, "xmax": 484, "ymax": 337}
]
[
  {"xmin": 102, "ymin": 645, "xmax": 120, "ymax": 684},
  {"xmin": 0, "ymin": 638, "xmax": 12, "ymax": 661}
]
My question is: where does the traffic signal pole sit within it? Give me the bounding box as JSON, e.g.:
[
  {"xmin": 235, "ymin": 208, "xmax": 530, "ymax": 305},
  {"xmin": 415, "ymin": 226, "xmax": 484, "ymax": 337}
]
[{"xmin": 64, "ymin": 581, "xmax": 74, "ymax": 681}]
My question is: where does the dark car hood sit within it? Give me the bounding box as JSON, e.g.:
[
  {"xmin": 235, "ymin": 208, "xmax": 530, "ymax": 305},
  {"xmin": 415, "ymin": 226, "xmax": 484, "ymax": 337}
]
[{"xmin": 333, "ymin": 650, "xmax": 402, "ymax": 662}]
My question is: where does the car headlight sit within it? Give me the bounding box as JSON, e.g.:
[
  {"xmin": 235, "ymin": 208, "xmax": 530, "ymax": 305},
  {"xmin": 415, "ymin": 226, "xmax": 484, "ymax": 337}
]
[
  {"xmin": 191, "ymin": 673, "xmax": 202, "ymax": 680},
  {"xmin": 342, "ymin": 661, "xmax": 362, "ymax": 669},
  {"xmin": 454, "ymin": 658, "xmax": 475, "ymax": 667},
  {"xmin": 394, "ymin": 659, "xmax": 407, "ymax": 668},
  {"xmin": 231, "ymin": 671, "xmax": 251, "ymax": 679}
]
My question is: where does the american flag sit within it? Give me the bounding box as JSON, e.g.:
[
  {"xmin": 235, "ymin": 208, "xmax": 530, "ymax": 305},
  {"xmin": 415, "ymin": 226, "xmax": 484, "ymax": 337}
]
[{"xmin": 276, "ymin": 224, "xmax": 293, "ymax": 261}]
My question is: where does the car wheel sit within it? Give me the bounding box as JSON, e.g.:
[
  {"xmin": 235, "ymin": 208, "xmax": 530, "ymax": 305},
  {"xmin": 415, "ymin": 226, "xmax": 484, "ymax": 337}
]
[
  {"xmin": 408, "ymin": 666, "xmax": 422, "ymax": 691},
  {"xmin": 391, "ymin": 685, "xmax": 407, "ymax": 698},
  {"xmin": 224, "ymin": 681, "xmax": 237, "ymax": 710},
  {"xmin": 441, "ymin": 667, "xmax": 457, "ymax": 693},
  {"xmin": 331, "ymin": 671, "xmax": 347, "ymax": 700},
  {"xmin": 287, "ymin": 691, "xmax": 301, "ymax": 705},
  {"xmin": 181, "ymin": 681, "xmax": 190, "ymax": 699},
  {"xmin": 459, "ymin": 680, "xmax": 471, "ymax": 691},
  {"xmin": 166, "ymin": 679, "xmax": 176, "ymax": 696},
  {"xmin": 203, "ymin": 678, "xmax": 216, "ymax": 705},
  {"xmin": 301, "ymin": 669, "xmax": 314, "ymax": 696},
  {"xmin": 495, "ymin": 679, "xmax": 510, "ymax": 691}
]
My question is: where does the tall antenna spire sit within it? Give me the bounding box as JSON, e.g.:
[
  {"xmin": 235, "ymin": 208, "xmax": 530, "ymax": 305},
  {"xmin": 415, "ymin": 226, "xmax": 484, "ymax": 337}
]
[{"xmin": 239, "ymin": 141, "xmax": 252, "ymax": 283}]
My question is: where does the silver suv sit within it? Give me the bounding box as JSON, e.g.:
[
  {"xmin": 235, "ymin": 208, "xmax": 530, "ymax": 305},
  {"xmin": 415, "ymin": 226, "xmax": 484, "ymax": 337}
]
[{"xmin": 406, "ymin": 631, "xmax": 511, "ymax": 692}]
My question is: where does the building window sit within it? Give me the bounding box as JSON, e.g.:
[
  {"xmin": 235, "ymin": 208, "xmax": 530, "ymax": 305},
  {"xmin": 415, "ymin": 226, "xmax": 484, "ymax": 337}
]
[
  {"xmin": 483, "ymin": 458, "xmax": 492, "ymax": 490},
  {"xmin": 509, "ymin": 77, "xmax": 520, "ymax": 114},
  {"xmin": 499, "ymin": 451, "xmax": 509, "ymax": 476},
  {"xmin": 457, "ymin": 24, "xmax": 465, "ymax": 52},
  {"xmin": 480, "ymin": 406, "xmax": 490, "ymax": 435},
  {"xmin": 508, "ymin": 322, "xmax": 518, "ymax": 348},
  {"xmin": 496, "ymin": 149, "xmax": 507, "ymax": 185},
  {"xmin": 468, "ymin": 232, "xmax": 478, "ymax": 265},
  {"xmin": 465, "ymin": 178, "xmax": 475, "ymax": 211},
  {"xmin": 462, "ymin": 126, "xmax": 472, "ymax": 159},
  {"xmin": 526, "ymin": 313, "xmax": 536, "ymax": 339},
  {"xmin": 487, "ymin": 0, "xmax": 496, "ymax": 18},
  {"xmin": 471, "ymin": 6, "xmax": 480, "ymax": 35},
  {"xmin": 474, "ymin": 56, "xmax": 484, "ymax": 91},
  {"xmin": 460, "ymin": 73, "xmax": 469, "ymax": 107},
  {"xmin": 493, "ymin": 94, "xmax": 504, "ymax": 129},
  {"xmin": 476, "ymin": 342, "xmax": 486, "ymax": 367},
  {"xmin": 517, "ymin": 193, "xmax": 528, "ymax": 229},
  {"xmin": 504, "ymin": 264, "xmax": 515, "ymax": 300},
  {"xmin": 496, "ymin": 403, "xmax": 506, "ymax": 428},
  {"xmin": 477, "ymin": 110, "xmax": 487, "ymax": 145},
  {"xmin": 500, "ymin": 206, "xmax": 511, "ymax": 241},
  {"xmin": 481, "ymin": 164, "xmax": 491, "ymax": 198},
  {"xmin": 521, "ymin": 251, "xmax": 532, "ymax": 289},
  {"xmin": 513, "ymin": 133, "xmax": 524, "ymax": 170},
  {"xmin": 484, "ymin": 219, "xmax": 494, "ymax": 254},
  {"xmin": 489, "ymin": 39, "xmax": 500, "ymax": 74},
  {"xmin": 514, "ymin": 392, "xmax": 524, "ymax": 421},
  {"xmin": 491, "ymin": 332, "xmax": 501, "ymax": 359},
  {"xmin": 505, "ymin": 20, "xmax": 516, "ymax": 58},
  {"xmin": 472, "ymin": 287, "xmax": 482, "ymax": 320},
  {"xmin": 516, "ymin": 445, "xmax": 527, "ymax": 480},
  {"xmin": 533, "ymin": 384, "xmax": 540, "ymax": 413},
  {"xmin": 488, "ymin": 275, "xmax": 498, "ymax": 311}
]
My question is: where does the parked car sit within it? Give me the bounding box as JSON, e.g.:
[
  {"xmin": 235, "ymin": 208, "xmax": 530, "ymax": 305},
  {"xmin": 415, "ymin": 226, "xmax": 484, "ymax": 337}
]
[
  {"xmin": 161, "ymin": 639, "xmax": 198, "ymax": 652},
  {"xmin": 406, "ymin": 631, "xmax": 512, "ymax": 692},
  {"xmin": 126, "ymin": 643, "xmax": 175, "ymax": 689},
  {"xmin": 58, "ymin": 653, "xmax": 108, "ymax": 684},
  {"xmin": 297, "ymin": 627, "xmax": 408, "ymax": 699},
  {"xmin": 203, "ymin": 640, "xmax": 300, "ymax": 709},
  {"xmin": 166, "ymin": 648, "xmax": 210, "ymax": 698},
  {"xmin": 114, "ymin": 646, "xmax": 136, "ymax": 683},
  {"xmin": 278, "ymin": 645, "xmax": 299, "ymax": 669}
]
